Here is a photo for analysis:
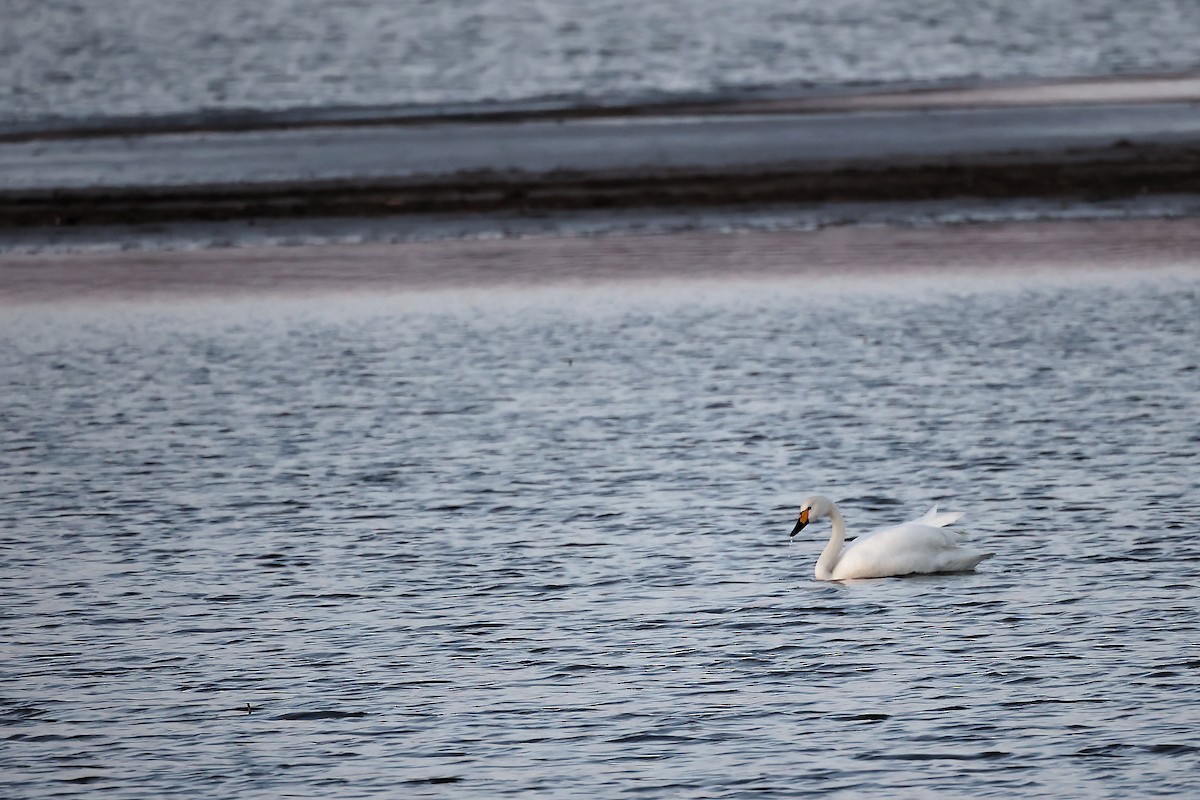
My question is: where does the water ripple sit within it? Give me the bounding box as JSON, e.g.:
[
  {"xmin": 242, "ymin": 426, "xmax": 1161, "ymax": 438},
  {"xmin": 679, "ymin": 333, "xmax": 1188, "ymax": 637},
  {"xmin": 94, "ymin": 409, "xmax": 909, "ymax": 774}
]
[{"xmin": 2, "ymin": 272, "xmax": 1199, "ymax": 798}]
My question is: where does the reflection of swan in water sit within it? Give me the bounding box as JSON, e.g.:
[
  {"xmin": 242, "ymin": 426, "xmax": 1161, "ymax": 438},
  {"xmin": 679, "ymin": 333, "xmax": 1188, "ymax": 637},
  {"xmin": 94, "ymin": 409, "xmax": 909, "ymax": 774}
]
[{"xmin": 790, "ymin": 496, "xmax": 993, "ymax": 581}]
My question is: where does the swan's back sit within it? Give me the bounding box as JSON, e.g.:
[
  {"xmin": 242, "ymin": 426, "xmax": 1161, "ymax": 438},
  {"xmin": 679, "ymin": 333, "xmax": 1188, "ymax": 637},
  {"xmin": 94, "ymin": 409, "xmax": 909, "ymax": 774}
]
[{"xmin": 830, "ymin": 507, "xmax": 992, "ymax": 580}]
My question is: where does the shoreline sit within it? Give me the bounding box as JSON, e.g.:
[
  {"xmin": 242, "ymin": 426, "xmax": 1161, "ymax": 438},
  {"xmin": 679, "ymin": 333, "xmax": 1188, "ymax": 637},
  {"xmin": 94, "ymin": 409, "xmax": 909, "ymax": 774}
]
[
  {"xmin": 2, "ymin": 216, "xmax": 1197, "ymax": 306},
  {"xmin": 2, "ymin": 73, "xmax": 1199, "ymax": 234},
  {"xmin": 4, "ymin": 71, "xmax": 1199, "ymax": 144}
]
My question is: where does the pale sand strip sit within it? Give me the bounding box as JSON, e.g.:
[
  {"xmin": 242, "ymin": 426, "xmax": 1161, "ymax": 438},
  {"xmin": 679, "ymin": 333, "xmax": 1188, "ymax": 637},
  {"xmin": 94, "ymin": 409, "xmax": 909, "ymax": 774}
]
[
  {"xmin": 740, "ymin": 72, "xmax": 1200, "ymax": 113},
  {"xmin": 1, "ymin": 217, "xmax": 1197, "ymax": 306}
]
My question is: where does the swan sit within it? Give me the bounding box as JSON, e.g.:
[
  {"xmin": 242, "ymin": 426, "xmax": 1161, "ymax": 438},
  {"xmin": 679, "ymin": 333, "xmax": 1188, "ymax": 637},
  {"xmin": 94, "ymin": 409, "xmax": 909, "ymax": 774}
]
[{"xmin": 790, "ymin": 495, "xmax": 993, "ymax": 581}]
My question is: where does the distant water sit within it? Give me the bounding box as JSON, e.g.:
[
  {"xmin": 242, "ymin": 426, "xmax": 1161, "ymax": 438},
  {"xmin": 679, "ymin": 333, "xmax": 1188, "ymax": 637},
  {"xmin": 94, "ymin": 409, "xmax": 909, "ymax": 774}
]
[
  {"xmin": 3, "ymin": 269, "xmax": 1199, "ymax": 797},
  {"xmin": 3, "ymin": 0, "xmax": 1200, "ymax": 126}
]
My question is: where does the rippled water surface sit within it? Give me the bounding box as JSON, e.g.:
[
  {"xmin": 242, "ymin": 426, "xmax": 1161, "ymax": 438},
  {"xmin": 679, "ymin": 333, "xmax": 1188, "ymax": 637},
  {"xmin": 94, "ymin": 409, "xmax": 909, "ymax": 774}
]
[
  {"xmin": 5, "ymin": 0, "xmax": 1200, "ymax": 124},
  {"xmin": 3, "ymin": 268, "xmax": 1199, "ymax": 797}
]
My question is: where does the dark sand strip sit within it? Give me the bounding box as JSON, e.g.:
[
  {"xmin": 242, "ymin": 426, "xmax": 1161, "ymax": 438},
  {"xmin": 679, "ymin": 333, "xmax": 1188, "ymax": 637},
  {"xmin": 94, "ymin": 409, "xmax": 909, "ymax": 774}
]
[
  {"xmin": 4, "ymin": 143, "xmax": 1198, "ymax": 229},
  {"xmin": 2, "ymin": 217, "xmax": 1196, "ymax": 305}
]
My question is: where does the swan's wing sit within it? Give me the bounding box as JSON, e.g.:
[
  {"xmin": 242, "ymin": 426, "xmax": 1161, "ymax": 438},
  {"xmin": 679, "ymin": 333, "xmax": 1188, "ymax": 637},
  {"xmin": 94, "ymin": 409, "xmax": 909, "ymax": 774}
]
[
  {"xmin": 835, "ymin": 522, "xmax": 984, "ymax": 579},
  {"xmin": 852, "ymin": 522, "xmax": 965, "ymax": 553},
  {"xmin": 913, "ymin": 505, "xmax": 964, "ymax": 529}
]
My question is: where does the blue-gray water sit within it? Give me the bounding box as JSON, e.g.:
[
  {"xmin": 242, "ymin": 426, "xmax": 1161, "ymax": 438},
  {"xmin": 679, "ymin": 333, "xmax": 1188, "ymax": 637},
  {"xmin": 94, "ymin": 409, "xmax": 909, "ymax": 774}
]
[
  {"xmin": 2, "ymin": 269, "xmax": 1199, "ymax": 798},
  {"xmin": 4, "ymin": 0, "xmax": 1200, "ymax": 126}
]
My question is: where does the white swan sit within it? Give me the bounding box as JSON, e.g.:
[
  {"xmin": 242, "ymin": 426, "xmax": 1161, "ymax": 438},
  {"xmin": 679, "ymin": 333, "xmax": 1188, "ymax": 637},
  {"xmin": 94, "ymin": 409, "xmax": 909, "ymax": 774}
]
[{"xmin": 790, "ymin": 495, "xmax": 993, "ymax": 581}]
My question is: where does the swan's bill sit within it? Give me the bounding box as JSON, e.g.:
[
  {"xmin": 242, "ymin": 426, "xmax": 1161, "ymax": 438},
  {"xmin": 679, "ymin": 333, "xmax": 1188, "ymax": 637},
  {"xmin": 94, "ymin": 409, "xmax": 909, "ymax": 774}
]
[{"xmin": 789, "ymin": 507, "xmax": 810, "ymax": 538}]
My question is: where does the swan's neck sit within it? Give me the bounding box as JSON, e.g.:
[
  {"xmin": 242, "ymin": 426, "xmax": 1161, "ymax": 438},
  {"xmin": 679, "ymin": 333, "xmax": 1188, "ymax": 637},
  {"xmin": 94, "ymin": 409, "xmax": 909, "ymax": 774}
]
[{"xmin": 815, "ymin": 505, "xmax": 846, "ymax": 581}]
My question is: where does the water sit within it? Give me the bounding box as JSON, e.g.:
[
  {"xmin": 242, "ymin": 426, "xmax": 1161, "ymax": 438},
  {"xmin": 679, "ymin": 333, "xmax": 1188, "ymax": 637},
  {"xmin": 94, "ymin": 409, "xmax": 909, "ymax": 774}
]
[
  {"xmin": 4, "ymin": 0, "xmax": 1200, "ymax": 126},
  {"xmin": 3, "ymin": 267, "xmax": 1199, "ymax": 797}
]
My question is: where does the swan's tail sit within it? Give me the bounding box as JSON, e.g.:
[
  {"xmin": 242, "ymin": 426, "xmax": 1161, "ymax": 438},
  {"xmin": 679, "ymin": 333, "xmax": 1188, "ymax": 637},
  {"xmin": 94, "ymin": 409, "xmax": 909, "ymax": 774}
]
[{"xmin": 917, "ymin": 505, "xmax": 965, "ymax": 528}]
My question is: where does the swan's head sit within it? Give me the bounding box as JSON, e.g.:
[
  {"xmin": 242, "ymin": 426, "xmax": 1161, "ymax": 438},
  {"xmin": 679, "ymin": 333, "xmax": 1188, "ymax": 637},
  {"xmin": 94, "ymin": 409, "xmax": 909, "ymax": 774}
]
[{"xmin": 790, "ymin": 495, "xmax": 834, "ymax": 538}]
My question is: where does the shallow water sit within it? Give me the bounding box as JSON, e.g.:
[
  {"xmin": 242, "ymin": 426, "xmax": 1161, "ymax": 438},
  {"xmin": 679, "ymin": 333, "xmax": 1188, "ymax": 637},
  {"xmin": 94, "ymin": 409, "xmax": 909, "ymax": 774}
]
[
  {"xmin": 5, "ymin": 0, "xmax": 1200, "ymax": 125},
  {"xmin": 2, "ymin": 268, "xmax": 1199, "ymax": 797}
]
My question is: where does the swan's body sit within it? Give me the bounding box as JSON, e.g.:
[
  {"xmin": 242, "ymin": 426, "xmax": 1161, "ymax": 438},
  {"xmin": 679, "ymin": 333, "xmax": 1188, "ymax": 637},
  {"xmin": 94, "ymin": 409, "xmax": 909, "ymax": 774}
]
[{"xmin": 790, "ymin": 496, "xmax": 993, "ymax": 581}]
